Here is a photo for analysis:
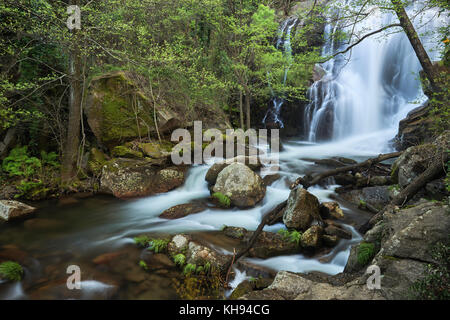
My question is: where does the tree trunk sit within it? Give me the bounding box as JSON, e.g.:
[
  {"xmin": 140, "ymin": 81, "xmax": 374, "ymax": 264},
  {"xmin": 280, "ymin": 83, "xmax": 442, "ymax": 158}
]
[
  {"xmin": 239, "ymin": 89, "xmax": 244, "ymax": 130},
  {"xmin": 245, "ymin": 89, "xmax": 251, "ymax": 130},
  {"xmin": 391, "ymin": 0, "xmax": 439, "ymax": 91},
  {"xmin": 61, "ymin": 13, "xmax": 82, "ymax": 183}
]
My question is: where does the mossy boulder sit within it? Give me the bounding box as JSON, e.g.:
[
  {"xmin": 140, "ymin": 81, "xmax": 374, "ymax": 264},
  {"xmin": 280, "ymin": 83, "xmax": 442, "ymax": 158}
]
[
  {"xmin": 99, "ymin": 158, "xmax": 186, "ymax": 198},
  {"xmin": 212, "ymin": 163, "xmax": 265, "ymax": 208},
  {"xmin": 85, "ymin": 71, "xmax": 181, "ymax": 148},
  {"xmin": 111, "ymin": 145, "xmax": 143, "ymax": 159},
  {"xmin": 87, "ymin": 148, "xmax": 108, "ymax": 175}
]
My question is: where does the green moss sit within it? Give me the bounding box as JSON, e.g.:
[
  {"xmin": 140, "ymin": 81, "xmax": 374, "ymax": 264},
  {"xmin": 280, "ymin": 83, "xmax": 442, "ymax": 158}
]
[
  {"xmin": 134, "ymin": 235, "xmax": 151, "ymax": 247},
  {"xmin": 139, "ymin": 260, "xmax": 148, "ymax": 271},
  {"xmin": 111, "ymin": 145, "xmax": 143, "ymax": 158},
  {"xmin": 173, "ymin": 254, "xmax": 186, "ymax": 267},
  {"xmin": 0, "ymin": 261, "xmax": 23, "ymax": 281},
  {"xmin": 148, "ymin": 239, "xmax": 169, "ymax": 253},
  {"xmin": 357, "ymin": 242, "xmax": 376, "ymax": 266},
  {"xmin": 212, "ymin": 192, "xmax": 231, "ymax": 208}
]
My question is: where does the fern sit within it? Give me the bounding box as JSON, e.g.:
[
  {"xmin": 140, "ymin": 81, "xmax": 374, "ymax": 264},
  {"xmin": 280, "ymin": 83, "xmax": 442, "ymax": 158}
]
[
  {"xmin": 0, "ymin": 261, "xmax": 23, "ymax": 281},
  {"xmin": 133, "ymin": 235, "xmax": 150, "ymax": 247},
  {"xmin": 148, "ymin": 239, "xmax": 169, "ymax": 253},
  {"xmin": 212, "ymin": 192, "xmax": 231, "ymax": 208},
  {"xmin": 183, "ymin": 263, "xmax": 197, "ymax": 275},
  {"xmin": 173, "ymin": 254, "xmax": 186, "ymax": 267}
]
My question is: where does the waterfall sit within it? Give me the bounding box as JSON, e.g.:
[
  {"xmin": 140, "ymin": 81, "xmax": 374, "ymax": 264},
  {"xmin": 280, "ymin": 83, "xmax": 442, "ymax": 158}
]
[
  {"xmin": 263, "ymin": 17, "xmax": 298, "ymax": 129},
  {"xmin": 304, "ymin": 1, "xmax": 446, "ymax": 143}
]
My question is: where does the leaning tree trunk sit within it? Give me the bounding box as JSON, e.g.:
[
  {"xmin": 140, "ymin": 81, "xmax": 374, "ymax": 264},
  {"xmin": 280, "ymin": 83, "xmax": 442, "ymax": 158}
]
[
  {"xmin": 61, "ymin": 17, "xmax": 82, "ymax": 183},
  {"xmin": 391, "ymin": 0, "xmax": 439, "ymax": 91}
]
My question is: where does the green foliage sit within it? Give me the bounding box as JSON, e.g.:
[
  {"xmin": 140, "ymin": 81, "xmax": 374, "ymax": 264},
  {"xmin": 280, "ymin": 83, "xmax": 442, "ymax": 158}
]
[
  {"xmin": 183, "ymin": 263, "xmax": 197, "ymax": 275},
  {"xmin": 148, "ymin": 239, "xmax": 170, "ymax": 253},
  {"xmin": 139, "ymin": 260, "xmax": 148, "ymax": 271},
  {"xmin": 410, "ymin": 241, "xmax": 449, "ymax": 300},
  {"xmin": 212, "ymin": 192, "xmax": 231, "ymax": 208},
  {"xmin": 2, "ymin": 146, "xmax": 41, "ymax": 178},
  {"xmin": 0, "ymin": 261, "xmax": 24, "ymax": 282},
  {"xmin": 278, "ymin": 228, "xmax": 302, "ymax": 246},
  {"xmin": 173, "ymin": 254, "xmax": 186, "ymax": 267},
  {"xmin": 133, "ymin": 235, "xmax": 151, "ymax": 248},
  {"xmin": 357, "ymin": 242, "xmax": 376, "ymax": 266}
]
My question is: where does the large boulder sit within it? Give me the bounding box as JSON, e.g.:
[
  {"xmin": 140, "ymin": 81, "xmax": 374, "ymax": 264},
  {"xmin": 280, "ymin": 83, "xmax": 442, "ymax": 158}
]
[
  {"xmin": 393, "ymin": 101, "xmax": 435, "ymax": 151},
  {"xmin": 212, "ymin": 163, "xmax": 266, "ymax": 208},
  {"xmin": 100, "ymin": 158, "xmax": 186, "ymax": 198},
  {"xmin": 222, "ymin": 226, "xmax": 299, "ymax": 259},
  {"xmin": 0, "ymin": 200, "xmax": 36, "ymax": 221},
  {"xmin": 205, "ymin": 156, "xmax": 262, "ymax": 185},
  {"xmin": 85, "ymin": 71, "xmax": 181, "ymax": 148},
  {"xmin": 283, "ymin": 188, "xmax": 320, "ymax": 230},
  {"xmin": 392, "ymin": 131, "xmax": 450, "ymax": 188},
  {"xmin": 300, "ymin": 225, "xmax": 323, "ymax": 249}
]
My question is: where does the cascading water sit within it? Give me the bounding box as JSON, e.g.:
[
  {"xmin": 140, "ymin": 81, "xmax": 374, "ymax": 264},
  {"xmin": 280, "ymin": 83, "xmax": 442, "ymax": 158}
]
[
  {"xmin": 263, "ymin": 17, "xmax": 298, "ymax": 128},
  {"xmin": 304, "ymin": 1, "xmax": 446, "ymax": 145}
]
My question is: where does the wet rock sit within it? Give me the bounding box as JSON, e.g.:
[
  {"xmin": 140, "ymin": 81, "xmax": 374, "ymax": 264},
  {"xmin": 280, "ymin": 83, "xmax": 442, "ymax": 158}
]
[
  {"xmin": 322, "ymin": 235, "xmax": 339, "ymax": 247},
  {"xmin": 167, "ymin": 234, "xmax": 190, "ymax": 256},
  {"xmin": 213, "ymin": 163, "xmax": 266, "ymax": 208},
  {"xmin": 206, "ymin": 156, "xmax": 262, "ymax": 186},
  {"xmin": 168, "ymin": 235, "xmax": 227, "ymax": 269},
  {"xmin": 262, "ymin": 174, "xmax": 280, "ymax": 186},
  {"xmin": 0, "ymin": 200, "xmax": 36, "ymax": 221},
  {"xmin": 159, "ymin": 202, "xmax": 206, "ymax": 220},
  {"xmin": 140, "ymin": 252, "xmax": 175, "ymax": 269},
  {"xmin": 283, "ymin": 187, "xmax": 320, "ymax": 230},
  {"xmin": 100, "ymin": 158, "xmax": 186, "ymax": 198},
  {"xmin": 205, "ymin": 163, "xmax": 229, "ymax": 185},
  {"xmin": 222, "ymin": 226, "xmax": 299, "ymax": 259},
  {"xmin": 300, "ymin": 225, "xmax": 323, "ymax": 249},
  {"xmin": 324, "ymin": 224, "xmax": 352, "ymax": 240},
  {"xmin": 319, "ymin": 202, "xmax": 344, "ymax": 220}
]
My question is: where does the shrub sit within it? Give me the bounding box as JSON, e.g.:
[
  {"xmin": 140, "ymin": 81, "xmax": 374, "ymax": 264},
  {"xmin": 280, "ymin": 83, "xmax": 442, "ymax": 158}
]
[
  {"xmin": 173, "ymin": 254, "xmax": 186, "ymax": 267},
  {"xmin": 0, "ymin": 261, "xmax": 24, "ymax": 281},
  {"xmin": 212, "ymin": 192, "xmax": 231, "ymax": 208},
  {"xmin": 148, "ymin": 239, "xmax": 169, "ymax": 253},
  {"xmin": 410, "ymin": 241, "xmax": 449, "ymax": 300},
  {"xmin": 133, "ymin": 235, "xmax": 150, "ymax": 247},
  {"xmin": 357, "ymin": 242, "xmax": 375, "ymax": 266}
]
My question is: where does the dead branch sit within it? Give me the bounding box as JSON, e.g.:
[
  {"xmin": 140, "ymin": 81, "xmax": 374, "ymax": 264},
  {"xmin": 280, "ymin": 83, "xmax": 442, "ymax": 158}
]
[{"xmin": 291, "ymin": 151, "xmax": 403, "ymax": 189}]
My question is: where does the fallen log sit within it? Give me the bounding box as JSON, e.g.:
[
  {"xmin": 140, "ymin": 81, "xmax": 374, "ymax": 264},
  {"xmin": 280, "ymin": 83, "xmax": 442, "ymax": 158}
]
[
  {"xmin": 290, "ymin": 151, "xmax": 403, "ymax": 189},
  {"xmin": 221, "ymin": 200, "xmax": 287, "ymax": 278},
  {"xmin": 360, "ymin": 150, "xmax": 449, "ymax": 234}
]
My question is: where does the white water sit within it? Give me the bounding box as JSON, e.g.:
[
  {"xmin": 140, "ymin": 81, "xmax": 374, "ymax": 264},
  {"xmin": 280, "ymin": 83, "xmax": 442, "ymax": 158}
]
[
  {"xmin": 305, "ymin": 0, "xmax": 446, "ymax": 144},
  {"xmin": 263, "ymin": 17, "xmax": 298, "ymax": 128}
]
